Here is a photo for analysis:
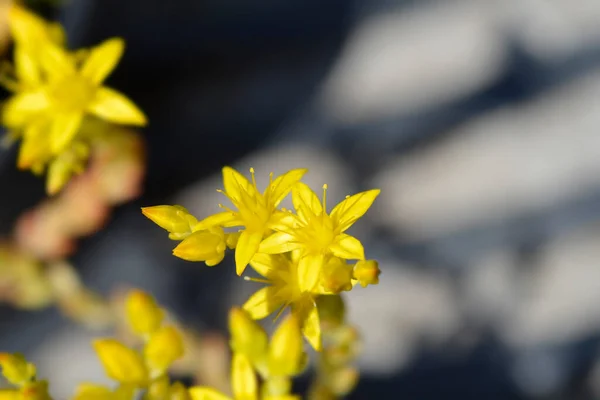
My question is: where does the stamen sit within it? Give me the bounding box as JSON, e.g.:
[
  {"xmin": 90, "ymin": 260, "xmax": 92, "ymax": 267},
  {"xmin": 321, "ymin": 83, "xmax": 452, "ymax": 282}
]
[
  {"xmin": 249, "ymin": 167, "xmax": 257, "ymax": 190},
  {"xmin": 322, "ymin": 184, "xmax": 328, "ymax": 213},
  {"xmin": 273, "ymin": 303, "xmax": 289, "ymax": 321}
]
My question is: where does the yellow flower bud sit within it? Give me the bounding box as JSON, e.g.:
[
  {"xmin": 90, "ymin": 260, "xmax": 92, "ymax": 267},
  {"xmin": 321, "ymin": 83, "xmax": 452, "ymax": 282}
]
[
  {"xmin": 327, "ymin": 367, "xmax": 359, "ymax": 396},
  {"xmin": 225, "ymin": 232, "xmax": 240, "ymax": 250},
  {"xmin": 0, "ymin": 353, "xmax": 36, "ymax": 386},
  {"xmin": 93, "ymin": 339, "xmax": 148, "ymax": 386},
  {"xmin": 169, "ymin": 382, "xmax": 192, "ymax": 400},
  {"xmin": 20, "ymin": 381, "xmax": 51, "ymax": 400},
  {"xmin": 228, "ymin": 308, "xmax": 268, "ymax": 363},
  {"xmin": 125, "ymin": 289, "xmax": 164, "ymax": 336},
  {"xmin": 352, "ymin": 260, "xmax": 380, "ymax": 288},
  {"xmin": 144, "ymin": 326, "xmax": 185, "ymax": 375},
  {"xmin": 268, "ymin": 314, "xmax": 305, "ymax": 377},
  {"xmin": 188, "ymin": 387, "xmax": 230, "ymax": 400},
  {"xmin": 172, "ymin": 228, "xmax": 226, "ymax": 266},
  {"xmin": 320, "ymin": 258, "xmax": 353, "ymax": 293},
  {"xmin": 141, "ymin": 205, "xmax": 198, "ymax": 240}
]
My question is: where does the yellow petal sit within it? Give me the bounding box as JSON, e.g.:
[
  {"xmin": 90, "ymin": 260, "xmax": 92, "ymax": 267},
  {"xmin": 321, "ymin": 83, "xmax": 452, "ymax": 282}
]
[
  {"xmin": 172, "ymin": 230, "xmax": 226, "ymax": 264},
  {"xmin": 39, "ymin": 42, "xmax": 75, "ymax": 79},
  {"xmin": 329, "ymin": 234, "xmax": 364, "ymax": 260},
  {"xmin": 235, "ymin": 230, "xmax": 263, "ymax": 276},
  {"xmin": 50, "ymin": 112, "xmax": 83, "ymax": 153},
  {"xmin": 353, "ymin": 260, "xmax": 380, "ymax": 287},
  {"xmin": 14, "ymin": 47, "xmax": 41, "ymax": 86},
  {"xmin": 144, "ymin": 326, "xmax": 185, "ymax": 374},
  {"xmin": 248, "ymin": 253, "xmax": 282, "ymax": 279},
  {"xmin": 231, "ymin": 353, "xmax": 257, "ymax": 400},
  {"xmin": 87, "ymin": 87, "xmax": 147, "ymax": 126},
  {"xmin": 293, "ymin": 299, "xmax": 321, "ymax": 351},
  {"xmin": 125, "ymin": 289, "xmax": 164, "ymax": 335},
  {"xmin": 229, "ymin": 308, "xmax": 268, "ymax": 362},
  {"xmin": 242, "ymin": 286, "xmax": 280, "ymax": 320},
  {"xmin": 8, "ymin": 5, "xmax": 50, "ymax": 46},
  {"xmin": 266, "ymin": 168, "xmax": 307, "ymax": 207},
  {"xmin": 269, "ymin": 314, "xmax": 304, "ymax": 376},
  {"xmin": 2, "ymin": 89, "xmax": 49, "ymax": 127},
  {"xmin": 17, "ymin": 122, "xmax": 51, "ymax": 169},
  {"xmin": 258, "ymin": 232, "xmax": 301, "ymax": 254},
  {"xmin": 141, "ymin": 205, "xmax": 198, "ymax": 238},
  {"xmin": 93, "ymin": 339, "xmax": 148, "ymax": 385},
  {"xmin": 0, "ymin": 353, "xmax": 36, "ymax": 385},
  {"xmin": 193, "ymin": 211, "xmax": 240, "ymax": 231},
  {"xmin": 188, "ymin": 387, "xmax": 231, "ymax": 400},
  {"xmin": 81, "ymin": 38, "xmax": 124, "ymax": 84},
  {"xmin": 222, "ymin": 166, "xmax": 253, "ymax": 204},
  {"xmin": 72, "ymin": 383, "xmax": 113, "ymax": 400},
  {"xmin": 0, "ymin": 389, "xmax": 20, "ymax": 400},
  {"xmin": 297, "ymin": 253, "xmax": 324, "ymax": 292},
  {"xmin": 291, "ymin": 182, "xmax": 322, "ymax": 220},
  {"xmin": 330, "ymin": 189, "xmax": 380, "ymax": 232}
]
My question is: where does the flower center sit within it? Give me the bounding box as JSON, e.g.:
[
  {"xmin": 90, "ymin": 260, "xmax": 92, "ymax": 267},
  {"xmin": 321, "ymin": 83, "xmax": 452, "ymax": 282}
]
[{"xmin": 48, "ymin": 75, "xmax": 95, "ymax": 112}]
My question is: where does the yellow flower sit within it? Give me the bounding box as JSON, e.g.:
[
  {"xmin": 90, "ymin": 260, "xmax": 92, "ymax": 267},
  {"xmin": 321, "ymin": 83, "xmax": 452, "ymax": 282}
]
[
  {"xmin": 125, "ymin": 289, "xmax": 165, "ymax": 336},
  {"xmin": 242, "ymin": 254, "xmax": 322, "ymax": 351},
  {"xmin": 3, "ymin": 37, "xmax": 147, "ymax": 164},
  {"xmin": 141, "ymin": 206, "xmax": 198, "ymax": 241},
  {"xmin": 195, "ymin": 167, "xmax": 307, "ymax": 275},
  {"xmin": 93, "ymin": 339, "xmax": 149, "ymax": 386},
  {"xmin": 259, "ymin": 183, "xmax": 380, "ymax": 292},
  {"xmin": 189, "ymin": 309, "xmax": 303, "ymax": 400},
  {"xmin": 90, "ymin": 290, "xmax": 185, "ymax": 394},
  {"xmin": 353, "ymin": 260, "xmax": 381, "ymax": 288},
  {"xmin": 0, "ymin": 354, "xmax": 52, "ymax": 400},
  {"xmin": 172, "ymin": 227, "xmax": 228, "ymax": 266},
  {"xmin": 72, "ymin": 383, "xmax": 135, "ymax": 400}
]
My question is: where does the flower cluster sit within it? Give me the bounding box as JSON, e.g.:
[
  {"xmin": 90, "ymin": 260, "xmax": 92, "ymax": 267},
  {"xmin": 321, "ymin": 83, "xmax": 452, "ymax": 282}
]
[
  {"xmin": 0, "ymin": 353, "xmax": 51, "ymax": 400},
  {"xmin": 74, "ymin": 290, "xmax": 184, "ymax": 400},
  {"xmin": 143, "ymin": 167, "xmax": 381, "ymax": 350},
  {"xmin": 1, "ymin": 5, "xmax": 146, "ymax": 194}
]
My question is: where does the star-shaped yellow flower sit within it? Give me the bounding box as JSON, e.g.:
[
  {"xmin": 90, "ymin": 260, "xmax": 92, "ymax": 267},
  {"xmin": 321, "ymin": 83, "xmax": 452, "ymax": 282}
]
[
  {"xmin": 259, "ymin": 183, "xmax": 379, "ymax": 292},
  {"xmin": 195, "ymin": 167, "xmax": 307, "ymax": 275},
  {"xmin": 3, "ymin": 37, "xmax": 147, "ymax": 167},
  {"xmin": 242, "ymin": 253, "xmax": 322, "ymax": 351}
]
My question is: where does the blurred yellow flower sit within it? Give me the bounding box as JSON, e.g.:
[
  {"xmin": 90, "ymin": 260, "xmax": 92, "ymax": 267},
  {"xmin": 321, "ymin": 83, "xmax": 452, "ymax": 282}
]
[
  {"xmin": 0, "ymin": 353, "xmax": 51, "ymax": 400},
  {"xmin": 189, "ymin": 308, "xmax": 302, "ymax": 400},
  {"xmin": 195, "ymin": 167, "xmax": 306, "ymax": 275},
  {"xmin": 3, "ymin": 37, "xmax": 147, "ymax": 163},
  {"xmin": 259, "ymin": 183, "xmax": 379, "ymax": 291}
]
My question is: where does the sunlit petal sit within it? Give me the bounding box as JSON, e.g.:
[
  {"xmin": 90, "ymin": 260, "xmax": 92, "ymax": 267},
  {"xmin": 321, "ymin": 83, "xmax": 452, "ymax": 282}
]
[
  {"xmin": 329, "ymin": 234, "xmax": 365, "ymax": 260},
  {"xmin": 87, "ymin": 87, "xmax": 147, "ymax": 126},
  {"xmin": 81, "ymin": 37, "xmax": 124, "ymax": 84},
  {"xmin": 266, "ymin": 168, "xmax": 307, "ymax": 207},
  {"xmin": 231, "ymin": 353, "xmax": 258, "ymax": 400},
  {"xmin": 50, "ymin": 112, "xmax": 83, "ymax": 153},
  {"xmin": 259, "ymin": 232, "xmax": 301, "ymax": 254},
  {"xmin": 235, "ymin": 230, "xmax": 263, "ymax": 275},
  {"xmin": 242, "ymin": 286, "xmax": 280, "ymax": 320},
  {"xmin": 297, "ymin": 253, "xmax": 323, "ymax": 292},
  {"xmin": 330, "ymin": 189, "xmax": 380, "ymax": 232}
]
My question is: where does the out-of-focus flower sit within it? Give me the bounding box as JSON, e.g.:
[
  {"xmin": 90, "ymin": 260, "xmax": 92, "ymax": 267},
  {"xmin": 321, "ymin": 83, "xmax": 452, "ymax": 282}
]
[
  {"xmin": 259, "ymin": 183, "xmax": 379, "ymax": 292},
  {"xmin": 189, "ymin": 308, "xmax": 303, "ymax": 400},
  {"xmin": 0, "ymin": 353, "xmax": 52, "ymax": 400},
  {"xmin": 81, "ymin": 290, "xmax": 185, "ymax": 399}
]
